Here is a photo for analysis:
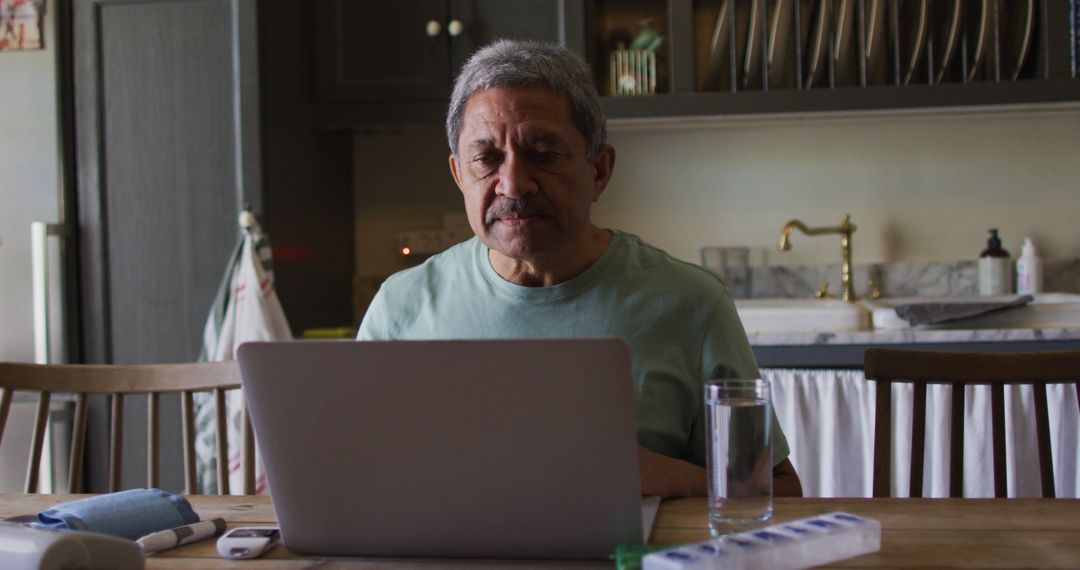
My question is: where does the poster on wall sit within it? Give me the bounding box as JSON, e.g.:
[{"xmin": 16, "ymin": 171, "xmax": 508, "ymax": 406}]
[{"xmin": 0, "ymin": 0, "xmax": 44, "ymax": 51}]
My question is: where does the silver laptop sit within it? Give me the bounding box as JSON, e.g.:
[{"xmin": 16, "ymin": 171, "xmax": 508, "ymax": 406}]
[{"xmin": 238, "ymin": 339, "xmax": 644, "ymax": 559}]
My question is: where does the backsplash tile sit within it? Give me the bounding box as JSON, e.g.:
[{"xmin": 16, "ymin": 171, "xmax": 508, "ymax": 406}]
[{"xmin": 742, "ymin": 259, "xmax": 1079, "ymax": 299}]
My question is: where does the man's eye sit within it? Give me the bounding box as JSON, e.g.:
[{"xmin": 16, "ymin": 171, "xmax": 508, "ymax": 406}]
[
  {"xmin": 474, "ymin": 153, "xmax": 501, "ymax": 167},
  {"xmin": 533, "ymin": 151, "xmax": 560, "ymax": 163}
]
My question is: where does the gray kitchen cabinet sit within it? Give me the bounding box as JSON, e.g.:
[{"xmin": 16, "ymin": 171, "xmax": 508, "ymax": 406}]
[
  {"xmin": 316, "ymin": 0, "xmax": 1080, "ymax": 127},
  {"xmin": 312, "ymin": 0, "xmax": 561, "ymax": 125},
  {"xmin": 69, "ymin": 0, "xmax": 353, "ymax": 492},
  {"xmin": 71, "ymin": 0, "xmax": 263, "ymax": 493}
]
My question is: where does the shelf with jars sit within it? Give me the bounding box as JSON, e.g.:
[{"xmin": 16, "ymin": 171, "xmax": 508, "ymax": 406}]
[{"xmin": 566, "ymin": 0, "xmax": 1080, "ymax": 124}]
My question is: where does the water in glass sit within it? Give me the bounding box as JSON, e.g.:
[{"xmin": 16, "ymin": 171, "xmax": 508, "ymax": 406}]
[{"xmin": 706, "ymin": 390, "xmax": 773, "ymax": 536}]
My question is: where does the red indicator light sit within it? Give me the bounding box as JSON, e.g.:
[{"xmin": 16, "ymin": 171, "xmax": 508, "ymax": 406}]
[{"xmin": 401, "ymin": 246, "xmax": 411, "ymax": 256}]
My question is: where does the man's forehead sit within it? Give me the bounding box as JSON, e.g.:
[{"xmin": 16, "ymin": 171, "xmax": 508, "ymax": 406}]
[
  {"xmin": 465, "ymin": 130, "xmax": 568, "ymax": 149},
  {"xmin": 459, "ymin": 86, "xmax": 580, "ymax": 144},
  {"xmin": 462, "ymin": 87, "xmax": 572, "ymax": 126}
]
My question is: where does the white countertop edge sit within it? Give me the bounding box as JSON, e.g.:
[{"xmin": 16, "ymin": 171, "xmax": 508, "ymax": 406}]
[{"xmin": 746, "ymin": 327, "xmax": 1080, "ymax": 346}]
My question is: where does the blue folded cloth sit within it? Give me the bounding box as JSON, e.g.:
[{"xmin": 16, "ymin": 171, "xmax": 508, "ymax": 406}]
[{"xmin": 35, "ymin": 488, "xmax": 199, "ymax": 540}]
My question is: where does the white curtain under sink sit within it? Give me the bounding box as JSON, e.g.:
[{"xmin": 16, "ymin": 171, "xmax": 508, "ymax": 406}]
[{"xmin": 767, "ymin": 368, "xmax": 1080, "ymax": 498}]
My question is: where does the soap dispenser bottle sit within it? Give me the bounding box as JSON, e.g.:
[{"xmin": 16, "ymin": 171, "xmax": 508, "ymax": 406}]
[
  {"xmin": 978, "ymin": 229, "xmax": 1012, "ymax": 296},
  {"xmin": 1015, "ymin": 237, "xmax": 1043, "ymax": 295}
]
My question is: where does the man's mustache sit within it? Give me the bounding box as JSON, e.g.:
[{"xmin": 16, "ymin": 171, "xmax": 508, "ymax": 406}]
[{"xmin": 484, "ymin": 198, "xmax": 555, "ymax": 225}]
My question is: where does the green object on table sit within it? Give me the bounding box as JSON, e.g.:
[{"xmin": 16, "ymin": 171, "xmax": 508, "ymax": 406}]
[
  {"xmin": 300, "ymin": 326, "xmax": 356, "ymax": 339},
  {"xmin": 613, "ymin": 543, "xmax": 680, "ymax": 570}
]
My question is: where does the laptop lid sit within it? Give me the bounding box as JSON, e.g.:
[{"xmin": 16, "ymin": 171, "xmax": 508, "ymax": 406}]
[{"xmin": 238, "ymin": 339, "xmax": 643, "ymax": 559}]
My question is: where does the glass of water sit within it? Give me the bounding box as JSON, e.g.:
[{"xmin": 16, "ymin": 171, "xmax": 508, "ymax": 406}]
[{"xmin": 705, "ymin": 378, "xmax": 773, "ymax": 536}]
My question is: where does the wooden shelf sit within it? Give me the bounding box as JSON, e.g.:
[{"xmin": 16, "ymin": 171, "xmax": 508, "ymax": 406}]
[{"xmin": 602, "ymin": 78, "xmax": 1080, "ymax": 124}]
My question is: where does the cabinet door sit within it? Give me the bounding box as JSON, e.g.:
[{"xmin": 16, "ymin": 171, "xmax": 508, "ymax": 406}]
[
  {"xmin": 73, "ymin": 0, "xmax": 261, "ymax": 491},
  {"xmin": 449, "ymin": 0, "xmax": 561, "ymax": 73},
  {"xmin": 316, "ymin": 0, "xmax": 451, "ymax": 102}
]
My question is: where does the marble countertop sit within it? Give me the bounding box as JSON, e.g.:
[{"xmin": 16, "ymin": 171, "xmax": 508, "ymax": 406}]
[{"xmin": 746, "ymin": 327, "xmax": 1080, "ymax": 346}]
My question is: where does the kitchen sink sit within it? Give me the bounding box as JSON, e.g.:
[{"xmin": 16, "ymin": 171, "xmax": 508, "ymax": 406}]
[
  {"xmin": 734, "ymin": 298, "xmax": 872, "ymax": 333},
  {"xmin": 858, "ymin": 292, "xmax": 1080, "ymax": 330}
]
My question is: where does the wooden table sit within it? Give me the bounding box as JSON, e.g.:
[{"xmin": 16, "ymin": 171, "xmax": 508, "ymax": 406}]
[{"xmin": 3, "ymin": 494, "xmax": 1079, "ymax": 568}]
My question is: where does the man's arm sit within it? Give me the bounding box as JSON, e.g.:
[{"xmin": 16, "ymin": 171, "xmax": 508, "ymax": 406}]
[
  {"xmin": 772, "ymin": 458, "xmax": 803, "ymax": 497},
  {"xmin": 639, "ymin": 447, "xmax": 803, "ymax": 498}
]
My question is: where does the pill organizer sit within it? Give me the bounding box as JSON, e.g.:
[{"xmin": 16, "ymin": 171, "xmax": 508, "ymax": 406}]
[{"xmin": 642, "ymin": 511, "xmax": 881, "ymax": 570}]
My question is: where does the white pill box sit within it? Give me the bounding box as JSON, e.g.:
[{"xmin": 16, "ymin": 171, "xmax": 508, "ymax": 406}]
[{"xmin": 642, "ymin": 511, "xmax": 881, "ymax": 570}]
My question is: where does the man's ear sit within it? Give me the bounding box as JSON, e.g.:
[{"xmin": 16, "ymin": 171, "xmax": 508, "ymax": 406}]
[
  {"xmin": 591, "ymin": 144, "xmax": 616, "ymax": 202},
  {"xmin": 449, "ymin": 153, "xmax": 464, "ymax": 192}
]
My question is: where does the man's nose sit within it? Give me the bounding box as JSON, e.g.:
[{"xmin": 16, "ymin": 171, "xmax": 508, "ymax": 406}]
[{"xmin": 496, "ymin": 153, "xmax": 538, "ymax": 198}]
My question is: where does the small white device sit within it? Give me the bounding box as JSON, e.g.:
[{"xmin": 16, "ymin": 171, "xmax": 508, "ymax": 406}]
[{"xmin": 216, "ymin": 526, "xmax": 280, "ymax": 559}]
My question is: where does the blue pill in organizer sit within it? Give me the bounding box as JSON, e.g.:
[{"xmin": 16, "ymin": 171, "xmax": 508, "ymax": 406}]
[
  {"xmin": 807, "ymin": 519, "xmax": 841, "ymax": 529},
  {"xmin": 833, "ymin": 513, "xmax": 861, "ymax": 523},
  {"xmin": 698, "ymin": 544, "xmax": 727, "ymax": 556},
  {"xmin": 664, "ymin": 551, "xmax": 694, "ymax": 560},
  {"xmin": 753, "ymin": 530, "xmax": 790, "ymax": 542},
  {"xmin": 783, "ymin": 525, "xmax": 814, "ymax": 535},
  {"xmin": 726, "ymin": 537, "xmax": 758, "ymax": 549}
]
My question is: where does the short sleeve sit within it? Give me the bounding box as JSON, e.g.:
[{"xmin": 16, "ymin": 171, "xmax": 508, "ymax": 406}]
[{"xmin": 692, "ymin": 293, "xmax": 791, "ymax": 467}]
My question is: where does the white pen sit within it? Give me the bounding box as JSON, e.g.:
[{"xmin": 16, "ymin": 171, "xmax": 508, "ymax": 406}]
[{"xmin": 137, "ymin": 518, "xmax": 227, "ymax": 556}]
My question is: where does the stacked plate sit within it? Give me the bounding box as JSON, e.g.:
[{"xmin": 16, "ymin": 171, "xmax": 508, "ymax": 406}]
[{"xmin": 699, "ymin": 0, "xmax": 1036, "ymax": 92}]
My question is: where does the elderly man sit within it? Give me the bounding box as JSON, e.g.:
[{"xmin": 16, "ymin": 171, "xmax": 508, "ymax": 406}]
[{"xmin": 358, "ymin": 40, "xmax": 801, "ymax": 498}]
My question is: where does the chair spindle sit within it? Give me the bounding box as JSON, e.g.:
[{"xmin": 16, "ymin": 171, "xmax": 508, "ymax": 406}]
[
  {"xmin": 990, "ymin": 383, "xmax": 1007, "ymax": 498},
  {"xmin": 872, "ymin": 379, "xmax": 892, "ymax": 497},
  {"xmin": 26, "ymin": 391, "xmax": 52, "ymax": 493},
  {"xmin": 949, "ymin": 383, "xmax": 964, "ymax": 497},
  {"xmin": 181, "ymin": 390, "xmax": 197, "ymax": 495},
  {"xmin": 68, "ymin": 393, "xmax": 88, "ymax": 493},
  {"xmin": 0, "ymin": 388, "xmax": 12, "ymax": 449},
  {"xmin": 1032, "ymin": 383, "xmax": 1055, "ymax": 498},
  {"xmin": 148, "ymin": 392, "xmax": 160, "ymax": 489},
  {"xmin": 215, "ymin": 388, "xmax": 229, "ymax": 495},
  {"xmin": 110, "ymin": 393, "xmax": 124, "ymax": 492},
  {"xmin": 243, "ymin": 405, "xmax": 255, "ymax": 495},
  {"xmin": 909, "ymin": 382, "xmax": 927, "ymax": 497}
]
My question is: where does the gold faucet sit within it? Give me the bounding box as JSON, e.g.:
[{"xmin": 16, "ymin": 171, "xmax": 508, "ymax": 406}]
[{"xmin": 778, "ymin": 214, "xmax": 857, "ymax": 302}]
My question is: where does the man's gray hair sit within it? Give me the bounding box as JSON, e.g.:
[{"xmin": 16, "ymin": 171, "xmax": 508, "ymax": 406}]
[{"xmin": 446, "ymin": 39, "xmax": 607, "ymax": 161}]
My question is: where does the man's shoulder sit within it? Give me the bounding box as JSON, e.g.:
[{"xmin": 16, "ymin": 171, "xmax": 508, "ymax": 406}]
[
  {"xmin": 612, "ymin": 231, "xmax": 729, "ymax": 294},
  {"xmin": 380, "ymin": 236, "xmax": 481, "ymax": 293},
  {"xmin": 358, "ymin": 237, "xmax": 482, "ymax": 340}
]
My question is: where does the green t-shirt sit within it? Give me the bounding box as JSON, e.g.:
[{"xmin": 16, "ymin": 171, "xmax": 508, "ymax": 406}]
[{"xmin": 357, "ymin": 230, "xmax": 790, "ymax": 467}]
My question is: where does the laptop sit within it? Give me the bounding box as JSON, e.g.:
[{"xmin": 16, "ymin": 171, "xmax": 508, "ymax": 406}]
[{"xmin": 237, "ymin": 339, "xmax": 645, "ymax": 559}]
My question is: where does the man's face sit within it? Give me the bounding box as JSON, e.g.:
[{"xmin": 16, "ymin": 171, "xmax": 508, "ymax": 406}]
[{"xmin": 449, "ymin": 86, "xmax": 609, "ymax": 263}]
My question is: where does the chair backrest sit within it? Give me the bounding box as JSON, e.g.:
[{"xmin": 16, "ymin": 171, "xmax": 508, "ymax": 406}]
[
  {"xmin": 863, "ymin": 348, "xmax": 1080, "ymax": 498},
  {"xmin": 0, "ymin": 361, "xmax": 251, "ymax": 494}
]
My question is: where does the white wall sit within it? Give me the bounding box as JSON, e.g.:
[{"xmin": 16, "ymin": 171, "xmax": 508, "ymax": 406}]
[
  {"xmin": 595, "ymin": 110, "xmax": 1080, "ymax": 267},
  {"xmin": 0, "ymin": 8, "xmax": 60, "ymax": 363},
  {"xmin": 353, "ymin": 109, "xmax": 1080, "ymax": 281}
]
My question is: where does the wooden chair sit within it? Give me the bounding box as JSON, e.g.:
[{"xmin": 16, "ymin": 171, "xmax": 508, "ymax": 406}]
[
  {"xmin": 0, "ymin": 361, "xmax": 254, "ymax": 494},
  {"xmin": 863, "ymin": 348, "xmax": 1080, "ymax": 498}
]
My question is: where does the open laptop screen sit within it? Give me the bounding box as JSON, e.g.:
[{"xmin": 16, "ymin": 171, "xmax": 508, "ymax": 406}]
[{"xmin": 239, "ymin": 339, "xmax": 643, "ymax": 559}]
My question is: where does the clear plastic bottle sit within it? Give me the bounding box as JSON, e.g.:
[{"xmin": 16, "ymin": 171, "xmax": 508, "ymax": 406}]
[
  {"xmin": 1015, "ymin": 237, "xmax": 1043, "ymax": 295},
  {"xmin": 978, "ymin": 229, "xmax": 1011, "ymax": 296}
]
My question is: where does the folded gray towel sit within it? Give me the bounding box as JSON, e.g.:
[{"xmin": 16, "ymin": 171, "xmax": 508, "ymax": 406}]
[{"xmin": 894, "ymin": 295, "xmax": 1035, "ymax": 326}]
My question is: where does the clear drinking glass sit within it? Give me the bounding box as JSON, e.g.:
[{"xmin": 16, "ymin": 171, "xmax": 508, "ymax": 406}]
[{"xmin": 705, "ymin": 378, "xmax": 774, "ymax": 536}]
